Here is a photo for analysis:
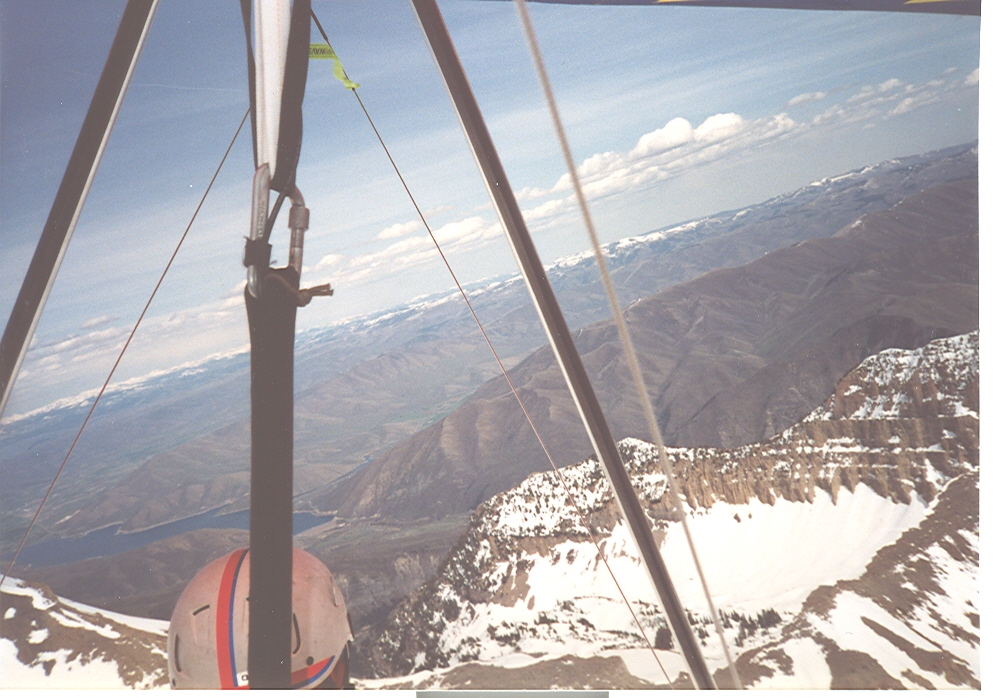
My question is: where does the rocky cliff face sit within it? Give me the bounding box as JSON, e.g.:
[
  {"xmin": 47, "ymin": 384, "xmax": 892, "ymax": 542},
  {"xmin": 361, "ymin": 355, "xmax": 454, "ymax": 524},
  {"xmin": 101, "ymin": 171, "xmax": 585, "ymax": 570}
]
[
  {"xmin": 366, "ymin": 331, "xmax": 978, "ymax": 689},
  {"xmin": 660, "ymin": 330, "xmax": 978, "ymax": 511}
]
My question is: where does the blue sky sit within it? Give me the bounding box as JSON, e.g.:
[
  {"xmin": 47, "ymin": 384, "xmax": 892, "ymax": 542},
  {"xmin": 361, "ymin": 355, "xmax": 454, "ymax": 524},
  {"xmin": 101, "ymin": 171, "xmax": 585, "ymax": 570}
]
[{"xmin": 0, "ymin": 0, "xmax": 982, "ymax": 414}]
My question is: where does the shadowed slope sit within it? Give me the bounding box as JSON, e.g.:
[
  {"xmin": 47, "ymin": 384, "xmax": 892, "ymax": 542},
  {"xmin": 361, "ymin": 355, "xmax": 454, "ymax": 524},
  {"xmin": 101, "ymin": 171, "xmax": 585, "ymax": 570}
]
[{"xmin": 311, "ymin": 178, "xmax": 977, "ymax": 523}]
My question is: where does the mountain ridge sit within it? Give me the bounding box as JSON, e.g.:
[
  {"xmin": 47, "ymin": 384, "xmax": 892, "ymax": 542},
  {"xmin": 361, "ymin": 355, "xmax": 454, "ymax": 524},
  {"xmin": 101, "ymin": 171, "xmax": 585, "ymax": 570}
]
[
  {"xmin": 363, "ymin": 330, "xmax": 979, "ymax": 688},
  {"xmin": 3, "ymin": 143, "xmax": 976, "ymax": 549},
  {"xmin": 1, "ymin": 145, "xmax": 977, "ymax": 657},
  {"xmin": 307, "ymin": 176, "xmax": 977, "ymax": 525}
]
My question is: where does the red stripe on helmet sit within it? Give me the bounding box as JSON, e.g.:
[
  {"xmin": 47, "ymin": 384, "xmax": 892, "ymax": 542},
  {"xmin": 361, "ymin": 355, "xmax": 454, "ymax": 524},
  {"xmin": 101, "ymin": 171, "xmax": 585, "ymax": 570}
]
[
  {"xmin": 215, "ymin": 548, "xmax": 248, "ymax": 689},
  {"xmin": 290, "ymin": 655, "xmax": 335, "ymax": 689}
]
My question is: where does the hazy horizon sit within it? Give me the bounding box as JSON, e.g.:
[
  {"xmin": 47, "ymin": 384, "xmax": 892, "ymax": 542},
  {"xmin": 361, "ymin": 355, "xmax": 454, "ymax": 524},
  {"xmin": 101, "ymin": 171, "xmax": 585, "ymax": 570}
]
[{"xmin": 0, "ymin": 1, "xmax": 981, "ymax": 413}]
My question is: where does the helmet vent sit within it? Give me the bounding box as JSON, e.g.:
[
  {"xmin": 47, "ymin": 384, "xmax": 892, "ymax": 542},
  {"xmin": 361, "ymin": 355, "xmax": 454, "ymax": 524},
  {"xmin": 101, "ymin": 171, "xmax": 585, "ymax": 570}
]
[
  {"xmin": 192, "ymin": 604, "xmax": 210, "ymax": 616},
  {"xmin": 292, "ymin": 613, "xmax": 302, "ymax": 654},
  {"xmin": 174, "ymin": 634, "xmax": 182, "ymax": 673}
]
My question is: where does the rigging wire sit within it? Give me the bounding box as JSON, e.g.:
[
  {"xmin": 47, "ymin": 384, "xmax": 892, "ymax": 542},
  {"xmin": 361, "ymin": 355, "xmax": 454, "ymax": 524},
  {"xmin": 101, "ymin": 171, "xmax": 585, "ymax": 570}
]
[
  {"xmin": 310, "ymin": 10, "xmax": 675, "ymax": 687},
  {"xmin": 512, "ymin": 0, "xmax": 742, "ymax": 688},
  {"xmin": 1, "ymin": 108, "xmax": 250, "ymax": 589}
]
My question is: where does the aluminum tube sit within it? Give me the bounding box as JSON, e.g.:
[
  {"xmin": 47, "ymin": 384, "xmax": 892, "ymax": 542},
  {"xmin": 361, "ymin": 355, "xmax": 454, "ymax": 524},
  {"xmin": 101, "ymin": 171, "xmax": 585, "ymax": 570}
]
[
  {"xmin": 409, "ymin": 0, "xmax": 716, "ymax": 689},
  {"xmin": 0, "ymin": 0, "xmax": 160, "ymax": 418}
]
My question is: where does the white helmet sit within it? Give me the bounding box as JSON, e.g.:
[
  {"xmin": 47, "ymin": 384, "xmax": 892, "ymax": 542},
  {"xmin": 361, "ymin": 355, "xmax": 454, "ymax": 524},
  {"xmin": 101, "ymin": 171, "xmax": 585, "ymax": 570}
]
[{"xmin": 168, "ymin": 547, "xmax": 352, "ymax": 689}]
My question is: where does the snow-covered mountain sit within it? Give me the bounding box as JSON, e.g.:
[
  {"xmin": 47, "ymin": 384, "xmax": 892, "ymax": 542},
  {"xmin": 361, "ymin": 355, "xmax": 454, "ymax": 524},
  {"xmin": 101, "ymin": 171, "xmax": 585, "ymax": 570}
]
[
  {"xmin": 3, "ymin": 143, "xmax": 975, "ymax": 558},
  {"xmin": 0, "ymin": 577, "xmax": 168, "ymax": 689},
  {"xmin": 365, "ymin": 331, "xmax": 979, "ymax": 689},
  {"xmin": 0, "ymin": 332, "xmax": 978, "ymax": 690}
]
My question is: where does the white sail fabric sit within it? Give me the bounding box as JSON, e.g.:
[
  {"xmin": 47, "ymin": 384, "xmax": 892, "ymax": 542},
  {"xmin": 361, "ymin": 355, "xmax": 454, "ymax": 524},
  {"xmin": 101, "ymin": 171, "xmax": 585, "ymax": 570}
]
[{"xmin": 253, "ymin": 0, "xmax": 293, "ymax": 170}]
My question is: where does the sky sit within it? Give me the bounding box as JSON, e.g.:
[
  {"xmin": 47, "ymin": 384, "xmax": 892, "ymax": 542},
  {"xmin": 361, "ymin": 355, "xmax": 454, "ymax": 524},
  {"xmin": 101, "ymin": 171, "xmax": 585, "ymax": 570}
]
[{"xmin": 0, "ymin": 0, "xmax": 982, "ymax": 414}]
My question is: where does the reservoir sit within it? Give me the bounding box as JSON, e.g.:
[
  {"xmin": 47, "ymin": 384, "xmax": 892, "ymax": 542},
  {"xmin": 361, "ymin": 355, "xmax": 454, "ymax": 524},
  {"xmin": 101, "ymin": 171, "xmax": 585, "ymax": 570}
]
[{"xmin": 19, "ymin": 508, "xmax": 335, "ymax": 566}]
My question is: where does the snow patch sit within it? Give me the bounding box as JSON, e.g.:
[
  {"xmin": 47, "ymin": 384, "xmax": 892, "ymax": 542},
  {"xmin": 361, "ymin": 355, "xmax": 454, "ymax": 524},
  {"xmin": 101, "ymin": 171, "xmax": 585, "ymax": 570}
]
[
  {"xmin": 61, "ymin": 598, "xmax": 168, "ymax": 636},
  {"xmin": 0, "ymin": 639, "xmax": 158, "ymax": 690},
  {"xmin": 752, "ymin": 637, "xmax": 831, "ymax": 689},
  {"xmin": 0, "ymin": 577, "xmax": 56, "ymax": 612}
]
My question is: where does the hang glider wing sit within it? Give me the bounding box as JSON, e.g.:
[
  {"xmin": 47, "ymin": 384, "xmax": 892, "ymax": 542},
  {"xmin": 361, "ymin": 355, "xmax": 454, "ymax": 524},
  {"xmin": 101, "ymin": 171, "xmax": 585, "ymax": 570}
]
[{"xmin": 524, "ymin": 0, "xmax": 980, "ymax": 17}]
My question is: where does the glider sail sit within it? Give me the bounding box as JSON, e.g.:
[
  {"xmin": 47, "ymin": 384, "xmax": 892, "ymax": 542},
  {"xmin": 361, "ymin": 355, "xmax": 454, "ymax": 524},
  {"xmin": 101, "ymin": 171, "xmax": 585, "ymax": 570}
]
[{"xmin": 526, "ymin": 0, "xmax": 980, "ymax": 17}]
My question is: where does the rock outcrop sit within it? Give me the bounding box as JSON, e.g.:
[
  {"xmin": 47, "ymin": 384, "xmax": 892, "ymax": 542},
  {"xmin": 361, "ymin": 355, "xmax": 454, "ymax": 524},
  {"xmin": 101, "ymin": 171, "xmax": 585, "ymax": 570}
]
[{"xmin": 366, "ymin": 332, "xmax": 979, "ymax": 689}]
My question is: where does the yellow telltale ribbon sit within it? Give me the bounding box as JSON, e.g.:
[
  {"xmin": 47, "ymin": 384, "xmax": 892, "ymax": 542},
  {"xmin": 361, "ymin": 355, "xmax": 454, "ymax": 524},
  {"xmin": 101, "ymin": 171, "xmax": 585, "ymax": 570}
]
[{"xmin": 309, "ymin": 43, "xmax": 359, "ymax": 90}]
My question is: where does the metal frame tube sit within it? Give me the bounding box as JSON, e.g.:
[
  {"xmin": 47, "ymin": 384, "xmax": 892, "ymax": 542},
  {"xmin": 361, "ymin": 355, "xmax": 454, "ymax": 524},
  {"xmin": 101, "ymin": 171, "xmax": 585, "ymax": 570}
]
[
  {"xmin": 410, "ymin": 0, "xmax": 716, "ymax": 688},
  {"xmin": 0, "ymin": 0, "xmax": 160, "ymax": 418}
]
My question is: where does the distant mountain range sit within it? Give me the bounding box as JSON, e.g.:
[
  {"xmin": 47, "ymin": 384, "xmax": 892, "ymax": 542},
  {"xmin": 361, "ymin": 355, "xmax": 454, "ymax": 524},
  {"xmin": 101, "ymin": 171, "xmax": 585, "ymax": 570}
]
[
  {"xmin": 5, "ymin": 330, "xmax": 974, "ymax": 689},
  {"xmin": 363, "ymin": 331, "xmax": 979, "ymax": 689},
  {"xmin": 0, "ymin": 144, "xmax": 978, "ymax": 678},
  {"xmin": 306, "ymin": 175, "xmax": 977, "ymax": 526},
  {"xmin": 1, "ymin": 142, "xmax": 975, "ymax": 550},
  {"xmin": 0, "ymin": 332, "xmax": 968, "ymax": 690}
]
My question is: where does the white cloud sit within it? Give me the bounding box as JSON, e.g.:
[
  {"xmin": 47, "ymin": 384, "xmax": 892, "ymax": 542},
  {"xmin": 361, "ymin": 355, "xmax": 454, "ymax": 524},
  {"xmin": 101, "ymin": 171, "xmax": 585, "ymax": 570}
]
[
  {"xmin": 220, "ymin": 294, "xmax": 245, "ymax": 309},
  {"xmin": 694, "ymin": 112, "xmax": 745, "ymax": 142},
  {"xmin": 377, "ymin": 219, "xmax": 421, "ymax": 240},
  {"xmin": 878, "ymin": 78, "xmax": 904, "ymax": 92},
  {"xmin": 15, "ymin": 291, "xmax": 250, "ymax": 401},
  {"xmin": 504, "ymin": 70, "xmax": 974, "ymax": 232},
  {"xmin": 786, "ymin": 91, "xmax": 827, "ymax": 108},
  {"xmin": 523, "ymin": 197, "xmax": 568, "ymax": 222},
  {"xmin": 534, "ymin": 110, "xmax": 795, "ymax": 207},
  {"xmin": 433, "ymin": 216, "xmax": 497, "ymax": 245},
  {"xmin": 890, "ymin": 97, "xmax": 916, "ymax": 116},
  {"xmin": 632, "ymin": 117, "xmax": 693, "ymax": 157},
  {"xmin": 80, "ymin": 314, "xmax": 115, "ymax": 330},
  {"xmin": 809, "ymin": 73, "xmax": 973, "ymax": 126},
  {"xmin": 312, "ymin": 216, "xmax": 504, "ymax": 288},
  {"xmin": 515, "ymin": 185, "xmax": 550, "ymax": 201},
  {"xmin": 315, "ymin": 253, "xmax": 344, "ymax": 269},
  {"xmin": 424, "ymin": 204, "xmax": 455, "ymax": 217}
]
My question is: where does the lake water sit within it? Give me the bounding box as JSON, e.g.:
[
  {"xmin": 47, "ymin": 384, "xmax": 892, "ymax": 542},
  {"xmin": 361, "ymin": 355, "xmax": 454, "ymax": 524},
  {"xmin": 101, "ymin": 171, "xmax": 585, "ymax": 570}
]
[{"xmin": 20, "ymin": 508, "xmax": 335, "ymax": 566}]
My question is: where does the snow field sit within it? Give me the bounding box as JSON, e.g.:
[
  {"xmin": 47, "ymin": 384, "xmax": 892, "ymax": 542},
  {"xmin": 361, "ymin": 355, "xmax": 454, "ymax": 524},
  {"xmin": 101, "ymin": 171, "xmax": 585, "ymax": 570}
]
[
  {"xmin": 786, "ymin": 500, "xmax": 979, "ymax": 691},
  {"xmin": 0, "ymin": 638, "xmax": 165, "ymax": 690},
  {"xmin": 0, "ymin": 577, "xmax": 169, "ymax": 689},
  {"xmin": 749, "ymin": 637, "xmax": 832, "ymax": 689},
  {"xmin": 607, "ymin": 647, "xmax": 692, "ymax": 686},
  {"xmin": 430, "ymin": 480, "xmax": 931, "ymax": 678},
  {"xmin": 660, "ymin": 483, "xmax": 929, "ymax": 612},
  {"xmin": 60, "ymin": 598, "xmax": 168, "ymax": 636},
  {"xmin": 0, "ymin": 577, "xmax": 56, "ymax": 611},
  {"xmin": 913, "ymin": 539, "xmax": 981, "ymax": 674},
  {"xmin": 806, "ymin": 590, "xmax": 968, "ymax": 689}
]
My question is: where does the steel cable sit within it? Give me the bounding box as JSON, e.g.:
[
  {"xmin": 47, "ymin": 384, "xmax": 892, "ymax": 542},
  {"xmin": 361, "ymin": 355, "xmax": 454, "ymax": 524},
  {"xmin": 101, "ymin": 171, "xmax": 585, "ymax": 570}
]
[
  {"xmin": 311, "ymin": 10, "xmax": 676, "ymax": 687},
  {"xmin": 1, "ymin": 108, "xmax": 250, "ymax": 588},
  {"xmin": 513, "ymin": 0, "xmax": 742, "ymax": 687}
]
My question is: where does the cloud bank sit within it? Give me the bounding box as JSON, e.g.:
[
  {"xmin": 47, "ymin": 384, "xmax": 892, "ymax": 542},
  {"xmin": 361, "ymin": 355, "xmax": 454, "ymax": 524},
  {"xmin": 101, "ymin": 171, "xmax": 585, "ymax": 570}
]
[{"xmin": 515, "ymin": 70, "xmax": 976, "ymax": 227}]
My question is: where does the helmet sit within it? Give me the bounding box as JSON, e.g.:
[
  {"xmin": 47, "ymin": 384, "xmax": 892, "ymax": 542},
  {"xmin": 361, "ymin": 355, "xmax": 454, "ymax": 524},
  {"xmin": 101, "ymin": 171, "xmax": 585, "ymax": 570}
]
[{"xmin": 168, "ymin": 547, "xmax": 352, "ymax": 689}]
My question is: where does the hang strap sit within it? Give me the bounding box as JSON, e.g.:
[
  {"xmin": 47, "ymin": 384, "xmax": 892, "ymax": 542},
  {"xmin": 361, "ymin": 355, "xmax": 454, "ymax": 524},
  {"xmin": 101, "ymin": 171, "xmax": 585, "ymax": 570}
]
[{"xmin": 270, "ymin": 0, "xmax": 311, "ymax": 195}]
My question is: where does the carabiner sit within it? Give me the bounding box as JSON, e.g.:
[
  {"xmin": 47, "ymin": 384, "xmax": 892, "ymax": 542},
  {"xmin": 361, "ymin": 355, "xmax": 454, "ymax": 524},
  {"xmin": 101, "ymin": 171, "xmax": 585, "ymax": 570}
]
[
  {"xmin": 287, "ymin": 187, "xmax": 308, "ymax": 275},
  {"xmin": 245, "ymin": 163, "xmax": 271, "ymax": 299}
]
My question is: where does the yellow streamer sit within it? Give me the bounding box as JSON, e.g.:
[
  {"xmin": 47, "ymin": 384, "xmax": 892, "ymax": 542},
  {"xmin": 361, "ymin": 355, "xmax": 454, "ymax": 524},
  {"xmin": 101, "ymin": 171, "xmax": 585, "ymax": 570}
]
[{"xmin": 309, "ymin": 43, "xmax": 359, "ymax": 90}]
